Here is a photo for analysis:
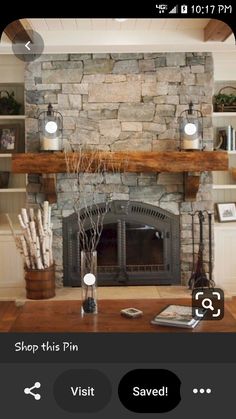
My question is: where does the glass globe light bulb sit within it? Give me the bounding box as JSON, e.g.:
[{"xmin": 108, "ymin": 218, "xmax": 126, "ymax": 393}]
[
  {"xmin": 45, "ymin": 120, "xmax": 58, "ymax": 134},
  {"xmin": 184, "ymin": 122, "xmax": 197, "ymax": 136}
]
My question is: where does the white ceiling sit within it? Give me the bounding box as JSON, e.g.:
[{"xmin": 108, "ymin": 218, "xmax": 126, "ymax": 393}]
[
  {"xmin": 0, "ymin": 18, "xmax": 235, "ymax": 53},
  {"xmin": 27, "ymin": 18, "xmax": 210, "ymax": 31}
]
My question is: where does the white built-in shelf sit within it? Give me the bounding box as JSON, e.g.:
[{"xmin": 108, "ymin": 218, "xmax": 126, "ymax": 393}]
[
  {"xmin": 213, "ymin": 112, "xmax": 236, "ymax": 117},
  {"xmin": 214, "ymin": 221, "xmax": 236, "ymax": 229},
  {"xmin": 0, "ymin": 154, "xmax": 12, "ymax": 158},
  {"xmin": 0, "ymin": 115, "xmax": 26, "ymax": 120},
  {"xmin": 213, "ymin": 184, "xmax": 236, "ymax": 190},
  {"xmin": 0, "ymin": 188, "xmax": 26, "ymax": 193},
  {"xmin": 0, "ymin": 213, "xmax": 21, "ymax": 235}
]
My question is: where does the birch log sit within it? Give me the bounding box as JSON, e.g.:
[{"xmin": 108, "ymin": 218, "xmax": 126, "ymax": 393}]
[
  {"xmin": 48, "ymin": 228, "xmax": 53, "ymax": 265},
  {"xmin": 42, "ymin": 237, "xmax": 46, "ymax": 268},
  {"xmin": 7, "ymin": 202, "xmax": 54, "ymax": 270},
  {"xmin": 20, "ymin": 236, "xmax": 31, "ymax": 269},
  {"xmin": 36, "ymin": 236, "xmax": 44, "ymax": 269},
  {"xmin": 29, "ymin": 208, "xmax": 35, "ymax": 222},
  {"xmin": 48, "ymin": 206, "xmax": 51, "ymax": 229},
  {"xmin": 44, "ymin": 234, "xmax": 50, "ymax": 268},
  {"xmin": 18, "ymin": 214, "xmax": 26, "ymax": 230},
  {"xmin": 21, "ymin": 208, "xmax": 29, "ymax": 227},
  {"xmin": 43, "ymin": 201, "xmax": 49, "ymax": 232},
  {"xmin": 37, "ymin": 208, "xmax": 45, "ymax": 240}
]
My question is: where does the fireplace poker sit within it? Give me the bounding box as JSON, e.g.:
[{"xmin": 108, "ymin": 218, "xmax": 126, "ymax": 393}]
[{"xmin": 188, "ymin": 210, "xmax": 214, "ymax": 290}]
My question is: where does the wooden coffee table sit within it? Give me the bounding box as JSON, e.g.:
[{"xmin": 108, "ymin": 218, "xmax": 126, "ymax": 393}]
[{"xmin": 9, "ymin": 298, "xmax": 236, "ymax": 333}]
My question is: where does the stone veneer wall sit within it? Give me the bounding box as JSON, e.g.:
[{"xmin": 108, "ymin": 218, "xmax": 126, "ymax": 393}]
[{"xmin": 25, "ymin": 53, "xmax": 214, "ymax": 286}]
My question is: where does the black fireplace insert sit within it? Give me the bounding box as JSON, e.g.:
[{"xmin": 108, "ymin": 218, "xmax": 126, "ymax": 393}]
[{"xmin": 63, "ymin": 200, "xmax": 180, "ymax": 286}]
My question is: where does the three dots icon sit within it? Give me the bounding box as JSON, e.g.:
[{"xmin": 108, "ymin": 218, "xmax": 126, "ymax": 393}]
[{"xmin": 193, "ymin": 388, "xmax": 212, "ymax": 395}]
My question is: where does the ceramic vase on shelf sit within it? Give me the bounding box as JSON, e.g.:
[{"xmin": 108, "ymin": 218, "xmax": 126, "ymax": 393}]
[{"xmin": 80, "ymin": 250, "xmax": 98, "ymax": 315}]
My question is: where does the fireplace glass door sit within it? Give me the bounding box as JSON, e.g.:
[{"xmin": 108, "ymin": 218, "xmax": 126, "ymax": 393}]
[
  {"xmin": 125, "ymin": 223, "xmax": 164, "ymax": 271},
  {"xmin": 95, "ymin": 220, "xmax": 166, "ymax": 284},
  {"xmin": 97, "ymin": 223, "xmax": 118, "ymax": 270}
]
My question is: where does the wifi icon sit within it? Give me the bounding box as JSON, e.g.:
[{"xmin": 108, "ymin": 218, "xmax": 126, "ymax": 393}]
[{"xmin": 169, "ymin": 5, "xmax": 178, "ymax": 14}]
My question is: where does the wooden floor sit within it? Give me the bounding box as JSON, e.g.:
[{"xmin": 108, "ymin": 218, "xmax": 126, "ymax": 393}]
[
  {"xmin": 1, "ymin": 298, "xmax": 236, "ymax": 332},
  {"xmin": 0, "ymin": 302, "xmax": 21, "ymax": 332}
]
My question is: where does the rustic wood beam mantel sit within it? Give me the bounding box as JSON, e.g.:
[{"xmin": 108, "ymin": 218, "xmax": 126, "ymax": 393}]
[
  {"xmin": 4, "ymin": 19, "xmax": 33, "ymax": 44},
  {"xmin": 12, "ymin": 151, "xmax": 228, "ymax": 174},
  {"xmin": 204, "ymin": 19, "xmax": 232, "ymax": 42},
  {"xmin": 12, "ymin": 151, "xmax": 228, "ymax": 202}
]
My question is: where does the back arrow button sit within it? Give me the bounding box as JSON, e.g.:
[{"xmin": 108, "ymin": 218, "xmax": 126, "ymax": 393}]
[
  {"xmin": 12, "ymin": 29, "xmax": 44, "ymax": 62},
  {"xmin": 25, "ymin": 41, "xmax": 31, "ymax": 51}
]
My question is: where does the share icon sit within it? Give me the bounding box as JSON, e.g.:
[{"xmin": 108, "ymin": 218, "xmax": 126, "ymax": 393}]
[{"xmin": 24, "ymin": 382, "xmax": 41, "ymax": 400}]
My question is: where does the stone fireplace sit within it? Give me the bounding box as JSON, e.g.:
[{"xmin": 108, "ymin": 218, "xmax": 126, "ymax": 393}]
[
  {"xmin": 25, "ymin": 52, "xmax": 214, "ymax": 286},
  {"xmin": 63, "ymin": 200, "xmax": 180, "ymax": 286}
]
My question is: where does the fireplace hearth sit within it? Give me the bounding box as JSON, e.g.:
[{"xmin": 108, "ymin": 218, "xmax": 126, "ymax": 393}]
[{"xmin": 63, "ymin": 201, "xmax": 180, "ymax": 286}]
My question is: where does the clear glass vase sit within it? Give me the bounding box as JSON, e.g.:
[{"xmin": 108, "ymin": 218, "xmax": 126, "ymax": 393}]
[{"xmin": 80, "ymin": 250, "xmax": 98, "ymax": 315}]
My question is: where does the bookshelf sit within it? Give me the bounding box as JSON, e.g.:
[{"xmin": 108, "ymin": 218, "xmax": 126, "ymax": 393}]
[
  {"xmin": 211, "ymin": 81, "xmax": 236, "ymax": 291},
  {"xmin": 0, "ymin": 56, "xmax": 26, "ymax": 288},
  {"xmin": 213, "ymin": 82, "xmax": 236, "ymax": 203},
  {"xmin": 0, "ymin": 84, "xmax": 26, "ymax": 230}
]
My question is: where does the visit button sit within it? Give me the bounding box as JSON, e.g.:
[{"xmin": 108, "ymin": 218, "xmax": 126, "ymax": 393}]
[
  {"xmin": 53, "ymin": 369, "xmax": 112, "ymax": 413},
  {"xmin": 118, "ymin": 369, "xmax": 181, "ymax": 413}
]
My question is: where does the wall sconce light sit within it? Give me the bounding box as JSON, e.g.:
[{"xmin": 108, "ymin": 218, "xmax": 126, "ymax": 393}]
[
  {"xmin": 179, "ymin": 102, "xmax": 204, "ymax": 150},
  {"xmin": 38, "ymin": 103, "xmax": 63, "ymax": 151}
]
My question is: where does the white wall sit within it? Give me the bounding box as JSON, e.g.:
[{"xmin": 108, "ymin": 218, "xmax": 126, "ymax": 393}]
[
  {"xmin": 213, "ymin": 52, "xmax": 236, "ymax": 81},
  {"xmin": 0, "ymin": 55, "xmax": 24, "ymax": 82}
]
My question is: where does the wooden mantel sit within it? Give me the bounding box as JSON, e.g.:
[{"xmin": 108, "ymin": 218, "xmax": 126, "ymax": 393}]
[
  {"xmin": 12, "ymin": 151, "xmax": 228, "ymax": 201},
  {"xmin": 12, "ymin": 151, "xmax": 228, "ymax": 174}
]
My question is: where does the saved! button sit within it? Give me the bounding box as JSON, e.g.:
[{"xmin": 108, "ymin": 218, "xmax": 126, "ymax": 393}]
[{"xmin": 118, "ymin": 369, "xmax": 181, "ymax": 413}]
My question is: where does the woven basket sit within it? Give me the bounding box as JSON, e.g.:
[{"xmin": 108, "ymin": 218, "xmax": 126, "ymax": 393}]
[
  {"xmin": 25, "ymin": 264, "xmax": 55, "ymax": 300},
  {"xmin": 214, "ymin": 86, "xmax": 236, "ymax": 112},
  {"xmin": 230, "ymin": 168, "xmax": 236, "ymax": 181}
]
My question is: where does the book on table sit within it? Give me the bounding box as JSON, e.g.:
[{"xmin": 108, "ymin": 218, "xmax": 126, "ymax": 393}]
[{"xmin": 150, "ymin": 305, "xmax": 206, "ymax": 329}]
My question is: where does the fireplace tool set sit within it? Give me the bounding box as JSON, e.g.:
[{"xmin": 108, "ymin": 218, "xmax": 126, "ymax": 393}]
[{"xmin": 188, "ymin": 210, "xmax": 215, "ymax": 290}]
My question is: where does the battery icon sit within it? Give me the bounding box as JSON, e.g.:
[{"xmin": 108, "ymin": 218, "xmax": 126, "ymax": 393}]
[{"xmin": 181, "ymin": 5, "xmax": 188, "ymax": 14}]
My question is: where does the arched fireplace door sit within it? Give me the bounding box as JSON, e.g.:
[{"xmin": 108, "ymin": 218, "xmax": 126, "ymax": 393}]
[{"xmin": 63, "ymin": 200, "xmax": 180, "ymax": 286}]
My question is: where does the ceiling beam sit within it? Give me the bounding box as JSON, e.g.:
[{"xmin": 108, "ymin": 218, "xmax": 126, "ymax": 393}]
[
  {"xmin": 204, "ymin": 19, "xmax": 232, "ymax": 42},
  {"xmin": 4, "ymin": 19, "xmax": 32, "ymax": 43}
]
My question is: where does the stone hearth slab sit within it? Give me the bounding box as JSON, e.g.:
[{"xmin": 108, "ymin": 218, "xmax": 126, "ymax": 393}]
[{"xmin": 0, "ymin": 285, "xmax": 235, "ymax": 304}]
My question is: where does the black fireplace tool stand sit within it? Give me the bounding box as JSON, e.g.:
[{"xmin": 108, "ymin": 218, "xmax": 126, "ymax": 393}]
[{"xmin": 188, "ymin": 210, "xmax": 215, "ymax": 290}]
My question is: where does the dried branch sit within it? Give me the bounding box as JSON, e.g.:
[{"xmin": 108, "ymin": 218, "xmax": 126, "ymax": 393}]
[{"xmin": 64, "ymin": 146, "xmax": 119, "ymax": 258}]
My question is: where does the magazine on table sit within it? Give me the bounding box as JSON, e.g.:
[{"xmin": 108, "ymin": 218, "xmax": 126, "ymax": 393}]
[{"xmin": 151, "ymin": 305, "xmax": 207, "ymax": 329}]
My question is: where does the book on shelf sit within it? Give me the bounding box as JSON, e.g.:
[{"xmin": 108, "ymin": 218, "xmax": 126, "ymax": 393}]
[
  {"xmin": 150, "ymin": 305, "xmax": 206, "ymax": 329},
  {"xmin": 227, "ymin": 125, "xmax": 231, "ymax": 151},
  {"xmin": 232, "ymin": 127, "xmax": 236, "ymax": 150},
  {"xmin": 215, "ymin": 125, "xmax": 236, "ymax": 151}
]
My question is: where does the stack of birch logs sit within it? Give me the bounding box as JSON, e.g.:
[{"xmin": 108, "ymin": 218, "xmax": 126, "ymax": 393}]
[{"xmin": 7, "ymin": 201, "xmax": 53, "ymax": 270}]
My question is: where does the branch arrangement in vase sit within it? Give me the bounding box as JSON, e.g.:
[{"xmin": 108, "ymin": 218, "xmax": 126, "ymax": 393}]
[
  {"xmin": 64, "ymin": 147, "xmax": 129, "ymax": 253},
  {"xmin": 6, "ymin": 201, "xmax": 53, "ymax": 270},
  {"xmin": 64, "ymin": 147, "xmax": 125, "ymax": 315}
]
